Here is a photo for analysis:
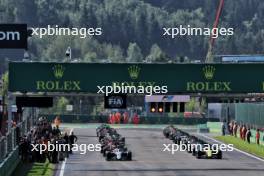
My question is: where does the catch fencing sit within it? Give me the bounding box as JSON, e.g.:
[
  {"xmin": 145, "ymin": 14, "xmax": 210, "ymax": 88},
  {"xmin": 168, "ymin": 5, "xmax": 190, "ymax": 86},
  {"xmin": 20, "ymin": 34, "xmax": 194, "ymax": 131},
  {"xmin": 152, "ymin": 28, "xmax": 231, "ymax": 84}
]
[
  {"xmin": 235, "ymin": 103, "xmax": 264, "ymax": 128},
  {"xmin": 0, "ymin": 118, "xmax": 31, "ymax": 164}
]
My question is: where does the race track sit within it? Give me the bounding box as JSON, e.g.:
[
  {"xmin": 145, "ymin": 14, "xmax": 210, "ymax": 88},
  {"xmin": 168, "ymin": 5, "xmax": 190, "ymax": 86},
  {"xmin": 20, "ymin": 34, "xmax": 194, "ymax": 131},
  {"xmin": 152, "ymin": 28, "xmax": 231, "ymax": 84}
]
[{"xmin": 55, "ymin": 126, "xmax": 264, "ymax": 176}]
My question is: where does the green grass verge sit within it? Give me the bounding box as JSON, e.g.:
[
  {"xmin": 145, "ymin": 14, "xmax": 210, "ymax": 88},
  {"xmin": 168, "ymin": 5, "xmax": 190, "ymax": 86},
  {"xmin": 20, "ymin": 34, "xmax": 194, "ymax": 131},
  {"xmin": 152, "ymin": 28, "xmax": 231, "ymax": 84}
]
[
  {"xmin": 215, "ymin": 135, "xmax": 264, "ymax": 159},
  {"xmin": 27, "ymin": 160, "xmax": 55, "ymax": 176},
  {"xmin": 12, "ymin": 159, "xmax": 55, "ymax": 176}
]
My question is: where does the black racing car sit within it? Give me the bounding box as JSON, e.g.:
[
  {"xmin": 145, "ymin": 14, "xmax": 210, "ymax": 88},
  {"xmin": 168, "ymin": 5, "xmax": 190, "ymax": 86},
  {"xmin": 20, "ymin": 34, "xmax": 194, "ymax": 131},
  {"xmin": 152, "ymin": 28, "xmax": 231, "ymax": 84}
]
[
  {"xmin": 163, "ymin": 125, "xmax": 175, "ymax": 138},
  {"xmin": 96, "ymin": 124, "xmax": 132, "ymax": 161},
  {"xmin": 192, "ymin": 140, "xmax": 222, "ymax": 159},
  {"xmin": 172, "ymin": 130, "xmax": 190, "ymax": 145},
  {"xmin": 163, "ymin": 125, "xmax": 223, "ymax": 160},
  {"xmin": 96, "ymin": 124, "xmax": 110, "ymax": 137}
]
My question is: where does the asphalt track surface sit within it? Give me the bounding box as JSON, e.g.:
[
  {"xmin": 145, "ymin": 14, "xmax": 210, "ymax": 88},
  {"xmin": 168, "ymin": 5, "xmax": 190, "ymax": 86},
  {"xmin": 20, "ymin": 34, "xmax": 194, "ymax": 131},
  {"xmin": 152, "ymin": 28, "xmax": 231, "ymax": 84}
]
[{"xmin": 56, "ymin": 126, "xmax": 264, "ymax": 176}]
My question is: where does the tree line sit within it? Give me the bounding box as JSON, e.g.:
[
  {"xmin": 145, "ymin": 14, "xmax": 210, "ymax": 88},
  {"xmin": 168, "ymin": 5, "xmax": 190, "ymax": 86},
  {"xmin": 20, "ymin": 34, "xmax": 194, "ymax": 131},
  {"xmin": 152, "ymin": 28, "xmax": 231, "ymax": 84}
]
[{"xmin": 1, "ymin": 0, "xmax": 264, "ymax": 62}]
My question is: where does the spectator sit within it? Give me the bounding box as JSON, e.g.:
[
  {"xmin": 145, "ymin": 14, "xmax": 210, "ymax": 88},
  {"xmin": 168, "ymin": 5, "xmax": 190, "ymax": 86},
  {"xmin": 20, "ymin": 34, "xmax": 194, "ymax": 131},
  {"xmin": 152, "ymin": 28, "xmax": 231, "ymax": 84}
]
[
  {"xmin": 242, "ymin": 125, "xmax": 247, "ymax": 141},
  {"xmin": 69, "ymin": 132, "xmax": 78, "ymax": 154},
  {"xmin": 221, "ymin": 122, "xmax": 226, "ymax": 136},
  {"xmin": 111, "ymin": 113, "xmax": 115, "ymax": 124},
  {"xmin": 52, "ymin": 126, "xmax": 61, "ymax": 136},
  {"xmin": 63, "ymin": 132, "xmax": 69, "ymax": 158},
  {"xmin": 256, "ymin": 129, "xmax": 260, "ymax": 145},
  {"xmin": 58, "ymin": 137, "xmax": 66, "ymax": 161},
  {"xmin": 123, "ymin": 112, "xmax": 129, "ymax": 124},
  {"xmin": 39, "ymin": 136, "xmax": 47, "ymax": 162},
  {"xmin": 51, "ymin": 137, "xmax": 59, "ymax": 163},
  {"xmin": 239, "ymin": 124, "xmax": 243, "ymax": 139},
  {"xmin": 115, "ymin": 112, "xmax": 121, "ymax": 124},
  {"xmin": 54, "ymin": 116, "xmax": 61, "ymax": 128},
  {"xmin": 229, "ymin": 121, "xmax": 234, "ymax": 135},
  {"xmin": 108, "ymin": 113, "xmax": 112, "ymax": 124},
  {"xmin": 246, "ymin": 128, "xmax": 252, "ymax": 144},
  {"xmin": 133, "ymin": 113, "xmax": 140, "ymax": 124},
  {"xmin": 64, "ymin": 132, "xmax": 69, "ymax": 144},
  {"xmin": 19, "ymin": 137, "xmax": 29, "ymax": 161},
  {"xmin": 233, "ymin": 122, "xmax": 238, "ymax": 137},
  {"xmin": 120, "ymin": 113, "xmax": 124, "ymax": 124},
  {"xmin": 16, "ymin": 117, "xmax": 66, "ymax": 164},
  {"xmin": 27, "ymin": 130, "xmax": 33, "ymax": 142}
]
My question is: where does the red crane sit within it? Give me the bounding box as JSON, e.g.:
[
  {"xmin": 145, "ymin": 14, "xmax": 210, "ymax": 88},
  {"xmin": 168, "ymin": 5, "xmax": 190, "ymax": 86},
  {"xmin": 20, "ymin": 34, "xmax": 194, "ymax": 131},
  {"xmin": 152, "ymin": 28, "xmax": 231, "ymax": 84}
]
[{"xmin": 205, "ymin": 0, "xmax": 225, "ymax": 63}]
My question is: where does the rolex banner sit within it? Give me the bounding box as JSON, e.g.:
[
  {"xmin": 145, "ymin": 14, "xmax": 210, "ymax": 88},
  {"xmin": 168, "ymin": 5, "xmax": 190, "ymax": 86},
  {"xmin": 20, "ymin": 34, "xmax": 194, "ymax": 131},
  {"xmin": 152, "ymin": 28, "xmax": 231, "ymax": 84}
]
[{"xmin": 8, "ymin": 62, "xmax": 264, "ymax": 93}]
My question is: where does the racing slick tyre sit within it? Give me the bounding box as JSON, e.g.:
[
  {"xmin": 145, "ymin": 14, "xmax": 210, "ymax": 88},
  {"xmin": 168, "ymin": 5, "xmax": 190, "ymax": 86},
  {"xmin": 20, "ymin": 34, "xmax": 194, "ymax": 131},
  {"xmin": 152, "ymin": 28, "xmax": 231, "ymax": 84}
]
[
  {"xmin": 103, "ymin": 150, "xmax": 107, "ymax": 157},
  {"xmin": 174, "ymin": 138, "xmax": 180, "ymax": 145},
  {"xmin": 216, "ymin": 151, "xmax": 222, "ymax": 159},
  {"xmin": 127, "ymin": 151, "xmax": 132, "ymax": 161},
  {"xmin": 196, "ymin": 151, "xmax": 202, "ymax": 159},
  {"xmin": 106, "ymin": 153, "xmax": 112, "ymax": 161},
  {"xmin": 100, "ymin": 147, "xmax": 104, "ymax": 154},
  {"xmin": 163, "ymin": 131, "xmax": 169, "ymax": 138},
  {"xmin": 192, "ymin": 150, "xmax": 196, "ymax": 156},
  {"xmin": 99, "ymin": 136, "xmax": 104, "ymax": 142},
  {"xmin": 187, "ymin": 147, "xmax": 192, "ymax": 153}
]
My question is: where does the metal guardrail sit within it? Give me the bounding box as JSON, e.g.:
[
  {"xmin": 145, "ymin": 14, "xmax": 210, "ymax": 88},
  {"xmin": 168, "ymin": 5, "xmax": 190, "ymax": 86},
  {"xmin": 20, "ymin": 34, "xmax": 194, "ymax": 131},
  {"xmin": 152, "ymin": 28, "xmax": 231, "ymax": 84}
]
[
  {"xmin": 0, "ymin": 118, "xmax": 31, "ymax": 164},
  {"xmin": 0, "ymin": 128, "xmax": 16, "ymax": 164},
  {"xmin": 0, "ymin": 136, "xmax": 7, "ymax": 163}
]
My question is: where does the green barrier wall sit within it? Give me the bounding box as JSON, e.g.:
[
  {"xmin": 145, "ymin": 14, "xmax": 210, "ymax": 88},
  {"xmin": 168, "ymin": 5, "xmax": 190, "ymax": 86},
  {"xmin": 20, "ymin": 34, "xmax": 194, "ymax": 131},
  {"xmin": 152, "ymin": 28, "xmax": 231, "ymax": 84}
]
[
  {"xmin": 0, "ymin": 147, "xmax": 20, "ymax": 176},
  {"xmin": 235, "ymin": 103, "xmax": 264, "ymax": 128},
  {"xmin": 206, "ymin": 122, "xmax": 222, "ymax": 133}
]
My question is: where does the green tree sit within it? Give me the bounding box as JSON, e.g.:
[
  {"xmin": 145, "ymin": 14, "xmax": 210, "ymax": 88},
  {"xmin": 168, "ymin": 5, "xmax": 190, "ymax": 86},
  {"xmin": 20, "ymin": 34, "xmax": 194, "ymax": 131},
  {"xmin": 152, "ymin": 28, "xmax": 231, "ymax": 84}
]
[
  {"xmin": 42, "ymin": 36, "xmax": 74, "ymax": 62},
  {"xmin": 199, "ymin": 97, "xmax": 207, "ymax": 114},
  {"xmin": 15, "ymin": 0, "xmax": 38, "ymax": 25},
  {"xmin": 126, "ymin": 43, "xmax": 143, "ymax": 62},
  {"xmin": 0, "ymin": 0, "xmax": 15, "ymax": 22},
  {"xmin": 79, "ymin": 1, "xmax": 97, "ymax": 28},
  {"xmin": 2, "ymin": 0, "xmax": 264, "ymax": 62},
  {"xmin": 54, "ymin": 97, "xmax": 69, "ymax": 114},
  {"xmin": 105, "ymin": 45, "xmax": 124, "ymax": 63},
  {"xmin": 84, "ymin": 52, "xmax": 97, "ymax": 62},
  {"xmin": 186, "ymin": 98, "xmax": 197, "ymax": 116},
  {"xmin": 0, "ymin": 72, "xmax": 9, "ymax": 117},
  {"xmin": 146, "ymin": 44, "xmax": 167, "ymax": 63},
  {"xmin": 0, "ymin": 72, "xmax": 8, "ymax": 98},
  {"xmin": 134, "ymin": 6, "xmax": 148, "ymax": 50}
]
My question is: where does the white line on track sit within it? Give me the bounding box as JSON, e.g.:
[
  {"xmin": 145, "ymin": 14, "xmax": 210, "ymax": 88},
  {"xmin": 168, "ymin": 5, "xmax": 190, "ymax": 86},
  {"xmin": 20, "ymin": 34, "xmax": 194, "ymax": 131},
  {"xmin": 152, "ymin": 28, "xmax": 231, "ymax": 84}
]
[
  {"xmin": 59, "ymin": 128, "xmax": 73, "ymax": 176},
  {"xmin": 199, "ymin": 133, "xmax": 264, "ymax": 162}
]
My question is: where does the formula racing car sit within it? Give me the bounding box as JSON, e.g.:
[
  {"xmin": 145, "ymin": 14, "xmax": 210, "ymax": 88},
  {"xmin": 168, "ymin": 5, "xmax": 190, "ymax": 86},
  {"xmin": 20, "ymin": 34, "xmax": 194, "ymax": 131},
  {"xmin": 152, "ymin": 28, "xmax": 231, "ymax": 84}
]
[
  {"xmin": 192, "ymin": 140, "xmax": 222, "ymax": 159},
  {"xmin": 105, "ymin": 147, "xmax": 132, "ymax": 161}
]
